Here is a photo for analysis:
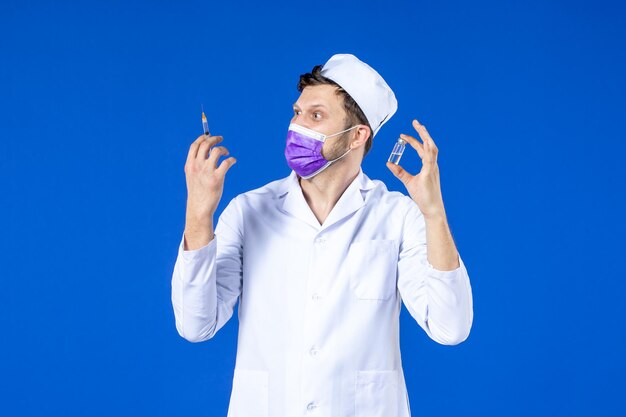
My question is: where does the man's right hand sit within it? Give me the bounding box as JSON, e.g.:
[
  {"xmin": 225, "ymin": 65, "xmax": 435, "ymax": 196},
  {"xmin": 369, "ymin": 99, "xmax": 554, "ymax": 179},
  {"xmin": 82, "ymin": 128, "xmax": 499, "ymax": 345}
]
[{"xmin": 183, "ymin": 134, "xmax": 237, "ymax": 250}]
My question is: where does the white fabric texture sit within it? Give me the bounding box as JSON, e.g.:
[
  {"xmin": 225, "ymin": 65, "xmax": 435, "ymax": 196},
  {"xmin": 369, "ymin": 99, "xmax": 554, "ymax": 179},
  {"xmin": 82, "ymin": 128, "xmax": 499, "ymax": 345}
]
[
  {"xmin": 320, "ymin": 53, "xmax": 398, "ymax": 137},
  {"xmin": 171, "ymin": 168, "xmax": 473, "ymax": 417}
]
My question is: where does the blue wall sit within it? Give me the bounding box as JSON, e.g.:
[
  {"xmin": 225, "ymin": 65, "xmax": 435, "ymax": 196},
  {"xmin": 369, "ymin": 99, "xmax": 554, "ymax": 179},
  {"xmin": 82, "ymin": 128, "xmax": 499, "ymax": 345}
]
[{"xmin": 1, "ymin": 1, "xmax": 625, "ymax": 415}]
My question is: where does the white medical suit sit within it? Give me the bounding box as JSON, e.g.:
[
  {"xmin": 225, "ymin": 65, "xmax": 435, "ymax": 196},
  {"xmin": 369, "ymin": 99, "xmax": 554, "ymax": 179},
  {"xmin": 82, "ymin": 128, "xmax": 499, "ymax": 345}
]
[{"xmin": 171, "ymin": 168, "xmax": 474, "ymax": 417}]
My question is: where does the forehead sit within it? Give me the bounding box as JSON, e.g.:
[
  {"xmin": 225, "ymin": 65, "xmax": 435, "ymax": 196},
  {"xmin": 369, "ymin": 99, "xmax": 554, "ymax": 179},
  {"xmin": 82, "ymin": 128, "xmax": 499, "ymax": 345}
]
[{"xmin": 294, "ymin": 84, "xmax": 344, "ymax": 112}]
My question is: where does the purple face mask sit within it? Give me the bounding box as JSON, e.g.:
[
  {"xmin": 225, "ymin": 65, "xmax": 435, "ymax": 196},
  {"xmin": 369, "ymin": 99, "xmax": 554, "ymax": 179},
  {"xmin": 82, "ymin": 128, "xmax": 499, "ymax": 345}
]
[{"xmin": 284, "ymin": 123, "xmax": 358, "ymax": 179}]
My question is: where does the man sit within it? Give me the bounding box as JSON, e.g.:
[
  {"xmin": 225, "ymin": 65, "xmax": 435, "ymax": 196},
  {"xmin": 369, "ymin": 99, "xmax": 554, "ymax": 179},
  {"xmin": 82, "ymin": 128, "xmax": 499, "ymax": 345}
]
[{"xmin": 171, "ymin": 53, "xmax": 473, "ymax": 417}]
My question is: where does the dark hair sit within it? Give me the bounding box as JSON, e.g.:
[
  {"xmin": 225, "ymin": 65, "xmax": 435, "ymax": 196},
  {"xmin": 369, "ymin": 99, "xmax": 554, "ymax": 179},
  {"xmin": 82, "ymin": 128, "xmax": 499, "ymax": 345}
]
[{"xmin": 297, "ymin": 65, "xmax": 373, "ymax": 157}]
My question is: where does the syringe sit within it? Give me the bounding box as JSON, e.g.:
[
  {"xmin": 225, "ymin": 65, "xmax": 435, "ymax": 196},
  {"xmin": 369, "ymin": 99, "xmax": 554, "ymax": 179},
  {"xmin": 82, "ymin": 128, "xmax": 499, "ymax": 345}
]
[{"xmin": 201, "ymin": 104, "xmax": 210, "ymax": 136}]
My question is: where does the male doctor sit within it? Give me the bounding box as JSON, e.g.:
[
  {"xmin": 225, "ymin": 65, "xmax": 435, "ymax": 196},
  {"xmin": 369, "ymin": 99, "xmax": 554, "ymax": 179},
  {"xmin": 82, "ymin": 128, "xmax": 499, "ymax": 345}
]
[{"xmin": 171, "ymin": 53, "xmax": 473, "ymax": 417}]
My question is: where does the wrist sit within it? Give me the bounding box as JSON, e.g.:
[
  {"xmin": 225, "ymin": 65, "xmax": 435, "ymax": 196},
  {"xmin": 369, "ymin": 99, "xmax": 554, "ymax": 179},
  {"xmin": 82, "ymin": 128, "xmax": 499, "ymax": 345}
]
[
  {"xmin": 183, "ymin": 228, "xmax": 214, "ymax": 251},
  {"xmin": 423, "ymin": 208, "xmax": 447, "ymax": 223},
  {"xmin": 185, "ymin": 210, "xmax": 213, "ymax": 228}
]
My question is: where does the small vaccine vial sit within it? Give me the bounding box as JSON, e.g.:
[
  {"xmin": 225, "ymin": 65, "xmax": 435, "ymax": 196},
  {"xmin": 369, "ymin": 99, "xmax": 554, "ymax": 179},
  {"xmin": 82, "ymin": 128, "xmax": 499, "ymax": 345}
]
[{"xmin": 388, "ymin": 138, "xmax": 406, "ymax": 165}]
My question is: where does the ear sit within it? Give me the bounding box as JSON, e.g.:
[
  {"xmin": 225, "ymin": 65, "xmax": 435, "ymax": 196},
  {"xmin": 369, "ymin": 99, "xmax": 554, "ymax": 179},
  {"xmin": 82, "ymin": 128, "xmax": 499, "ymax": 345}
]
[{"xmin": 350, "ymin": 125, "xmax": 371, "ymax": 149}]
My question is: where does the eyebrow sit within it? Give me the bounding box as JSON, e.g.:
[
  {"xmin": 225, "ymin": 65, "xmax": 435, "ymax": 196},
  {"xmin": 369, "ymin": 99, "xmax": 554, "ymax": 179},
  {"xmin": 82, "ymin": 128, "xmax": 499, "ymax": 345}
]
[{"xmin": 292, "ymin": 103, "xmax": 329, "ymax": 110}]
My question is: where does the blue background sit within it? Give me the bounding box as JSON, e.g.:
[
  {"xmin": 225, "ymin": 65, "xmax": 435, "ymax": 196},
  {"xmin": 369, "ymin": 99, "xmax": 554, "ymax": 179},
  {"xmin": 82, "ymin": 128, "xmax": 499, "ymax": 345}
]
[{"xmin": 2, "ymin": 0, "xmax": 625, "ymax": 415}]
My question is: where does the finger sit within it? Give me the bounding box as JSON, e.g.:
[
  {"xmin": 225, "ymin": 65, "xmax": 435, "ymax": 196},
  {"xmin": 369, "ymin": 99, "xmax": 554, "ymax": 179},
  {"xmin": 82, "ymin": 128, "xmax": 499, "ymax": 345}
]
[
  {"xmin": 413, "ymin": 120, "xmax": 438, "ymax": 163},
  {"xmin": 195, "ymin": 135, "xmax": 223, "ymax": 159},
  {"xmin": 195, "ymin": 136, "xmax": 224, "ymax": 163},
  {"xmin": 418, "ymin": 159, "xmax": 432, "ymax": 176},
  {"xmin": 386, "ymin": 161, "xmax": 413, "ymax": 186},
  {"xmin": 216, "ymin": 156, "xmax": 237, "ymax": 176},
  {"xmin": 413, "ymin": 119, "xmax": 437, "ymax": 148},
  {"xmin": 427, "ymin": 136, "xmax": 438, "ymax": 163},
  {"xmin": 187, "ymin": 135, "xmax": 208, "ymax": 163},
  {"xmin": 206, "ymin": 135, "xmax": 224, "ymax": 148},
  {"xmin": 421, "ymin": 139, "xmax": 435, "ymax": 165},
  {"xmin": 399, "ymin": 133, "xmax": 424, "ymax": 159},
  {"xmin": 207, "ymin": 146, "xmax": 229, "ymax": 170},
  {"xmin": 195, "ymin": 140, "xmax": 212, "ymax": 163}
]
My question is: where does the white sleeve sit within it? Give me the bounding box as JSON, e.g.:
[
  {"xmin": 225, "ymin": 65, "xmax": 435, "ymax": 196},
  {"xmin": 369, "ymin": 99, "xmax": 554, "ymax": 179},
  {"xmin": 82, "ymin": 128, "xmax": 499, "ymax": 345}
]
[
  {"xmin": 396, "ymin": 197, "xmax": 474, "ymax": 345},
  {"xmin": 170, "ymin": 197, "xmax": 243, "ymax": 343}
]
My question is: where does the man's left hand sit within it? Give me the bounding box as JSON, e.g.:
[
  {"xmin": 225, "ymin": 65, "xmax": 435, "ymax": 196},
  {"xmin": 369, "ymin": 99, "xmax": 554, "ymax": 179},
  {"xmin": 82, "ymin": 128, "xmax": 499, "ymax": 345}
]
[{"xmin": 386, "ymin": 119, "xmax": 446, "ymax": 220}]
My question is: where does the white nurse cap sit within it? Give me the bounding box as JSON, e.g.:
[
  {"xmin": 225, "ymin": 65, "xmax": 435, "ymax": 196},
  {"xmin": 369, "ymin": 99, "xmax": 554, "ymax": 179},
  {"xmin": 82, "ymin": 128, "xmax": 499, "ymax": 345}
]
[{"xmin": 320, "ymin": 53, "xmax": 398, "ymax": 138}]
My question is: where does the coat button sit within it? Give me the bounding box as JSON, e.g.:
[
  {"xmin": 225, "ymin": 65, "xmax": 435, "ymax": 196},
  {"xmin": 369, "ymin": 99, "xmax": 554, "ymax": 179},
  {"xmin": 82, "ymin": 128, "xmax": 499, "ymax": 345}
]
[
  {"xmin": 311, "ymin": 293, "xmax": 321, "ymax": 301},
  {"xmin": 309, "ymin": 347, "xmax": 319, "ymax": 356},
  {"xmin": 314, "ymin": 237, "xmax": 326, "ymax": 244},
  {"xmin": 306, "ymin": 402, "xmax": 318, "ymax": 411}
]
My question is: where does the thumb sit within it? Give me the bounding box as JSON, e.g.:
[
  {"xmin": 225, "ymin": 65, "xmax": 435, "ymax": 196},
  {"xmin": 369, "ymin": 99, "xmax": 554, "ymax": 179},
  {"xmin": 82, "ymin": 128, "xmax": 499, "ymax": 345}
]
[{"xmin": 386, "ymin": 161, "xmax": 412, "ymax": 186}]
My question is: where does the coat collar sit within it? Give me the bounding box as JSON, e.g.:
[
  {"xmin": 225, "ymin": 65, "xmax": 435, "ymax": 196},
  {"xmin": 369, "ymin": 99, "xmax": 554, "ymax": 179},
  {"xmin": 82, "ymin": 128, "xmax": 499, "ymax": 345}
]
[{"xmin": 278, "ymin": 168, "xmax": 377, "ymax": 231}]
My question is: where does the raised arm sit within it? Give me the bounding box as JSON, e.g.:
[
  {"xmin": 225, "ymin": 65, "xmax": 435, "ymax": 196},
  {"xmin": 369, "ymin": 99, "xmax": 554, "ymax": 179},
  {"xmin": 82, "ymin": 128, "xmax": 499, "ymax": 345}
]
[
  {"xmin": 171, "ymin": 197, "xmax": 243, "ymax": 342},
  {"xmin": 170, "ymin": 133, "xmax": 239, "ymax": 342},
  {"xmin": 388, "ymin": 119, "xmax": 473, "ymax": 345},
  {"xmin": 396, "ymin": 198, "xmax": 473, "ymax": 345}
]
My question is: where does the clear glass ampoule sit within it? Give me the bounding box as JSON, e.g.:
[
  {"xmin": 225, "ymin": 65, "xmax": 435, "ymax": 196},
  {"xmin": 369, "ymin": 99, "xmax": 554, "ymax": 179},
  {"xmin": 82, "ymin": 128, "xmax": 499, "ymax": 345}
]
[{"xmin": 388, "ymin": 138, "xmax": 406, "ymax": 164}]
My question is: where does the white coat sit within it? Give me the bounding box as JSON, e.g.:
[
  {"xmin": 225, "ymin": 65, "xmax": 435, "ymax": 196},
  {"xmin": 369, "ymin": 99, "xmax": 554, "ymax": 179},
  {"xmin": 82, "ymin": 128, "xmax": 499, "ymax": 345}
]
[{"xmin": 171, "ymin": 168, "xmax": 473, "ymax": 417}]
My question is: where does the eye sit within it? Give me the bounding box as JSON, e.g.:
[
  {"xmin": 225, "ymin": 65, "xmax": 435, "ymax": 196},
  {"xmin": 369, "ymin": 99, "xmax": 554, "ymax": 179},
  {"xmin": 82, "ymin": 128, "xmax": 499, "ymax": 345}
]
[
  {"xmin": 312, "ymin": 112, "xmax": 322, "ymax": 120},
  {"xmin": 293, "ymin": 109, "xmax": 302, "ymax": 115}
]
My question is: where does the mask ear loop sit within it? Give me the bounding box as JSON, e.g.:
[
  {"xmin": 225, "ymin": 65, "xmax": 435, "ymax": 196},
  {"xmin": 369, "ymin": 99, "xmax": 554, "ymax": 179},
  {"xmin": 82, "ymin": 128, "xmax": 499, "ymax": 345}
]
[
  {"xmin": 327, "ymin": 123, "xmax": 358, "ymax": 163},
  {"xmin": 323, "ymin": 125, "xmax": 360, "ymax": 141},
  {"xmin": 327, "ymin": 123, "xmax": 361, "ymax": 163},
  {"xmin": 300, "ymin": 136, "xmax": 354, "ymax": 179},
  {"xmin": 299, "ymin": 125, "xmax": 359, "ymax": 180},
  {"xmin": 328, "ymin": 146, "xmax": 351, "ymax": 163}
]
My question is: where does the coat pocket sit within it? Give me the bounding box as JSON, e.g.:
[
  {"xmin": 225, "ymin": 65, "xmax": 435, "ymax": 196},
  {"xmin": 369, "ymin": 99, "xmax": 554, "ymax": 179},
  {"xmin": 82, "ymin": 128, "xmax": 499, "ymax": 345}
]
[
  {"xmin": 348, "ymin": 240, "xmax": 398, "ymax": 300},
  {"xmin": 226, "ymin": 369, "xmax": 269, "ymax": 417},
  {"xmin": 355, "ymin": 370, "xmax": 399, "ymax": 417}
]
